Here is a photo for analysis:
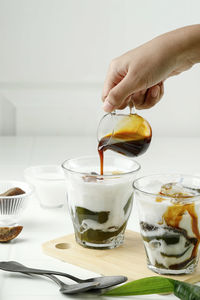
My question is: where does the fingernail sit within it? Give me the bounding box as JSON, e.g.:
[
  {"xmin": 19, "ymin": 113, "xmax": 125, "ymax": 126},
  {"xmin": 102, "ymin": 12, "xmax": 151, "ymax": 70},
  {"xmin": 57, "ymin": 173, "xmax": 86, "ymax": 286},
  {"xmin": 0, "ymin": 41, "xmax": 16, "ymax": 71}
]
[
  {"xmin": 151, "ymin": 86, "xmax": 159, "ymax": 98},
  {"xmin": 103, "ymin": 101, "xmax": 115, "ymax": 112}
]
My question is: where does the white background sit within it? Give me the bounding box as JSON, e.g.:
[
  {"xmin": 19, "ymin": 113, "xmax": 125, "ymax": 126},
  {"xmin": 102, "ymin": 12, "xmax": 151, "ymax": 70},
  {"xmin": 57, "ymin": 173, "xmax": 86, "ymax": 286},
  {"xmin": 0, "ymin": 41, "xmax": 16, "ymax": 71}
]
[{"xmin": 0, "ymin": 0, "xmax": 199, "ymax": 137}]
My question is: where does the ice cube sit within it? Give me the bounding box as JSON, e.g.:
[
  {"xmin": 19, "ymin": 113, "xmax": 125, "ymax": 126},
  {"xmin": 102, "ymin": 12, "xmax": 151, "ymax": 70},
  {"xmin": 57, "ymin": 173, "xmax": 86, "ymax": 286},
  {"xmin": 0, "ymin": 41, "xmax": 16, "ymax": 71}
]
[{"xmin": 160, "ymin": 182, "xmax": 196, "ymax": 198}]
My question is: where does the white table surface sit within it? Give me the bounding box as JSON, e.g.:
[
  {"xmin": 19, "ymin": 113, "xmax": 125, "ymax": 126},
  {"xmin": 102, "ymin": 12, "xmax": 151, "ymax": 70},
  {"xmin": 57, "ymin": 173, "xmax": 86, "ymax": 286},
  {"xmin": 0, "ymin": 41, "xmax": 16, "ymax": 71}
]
[{"xmin": 0, "ymin": 136, "xmax": 200, "ymax": 300}]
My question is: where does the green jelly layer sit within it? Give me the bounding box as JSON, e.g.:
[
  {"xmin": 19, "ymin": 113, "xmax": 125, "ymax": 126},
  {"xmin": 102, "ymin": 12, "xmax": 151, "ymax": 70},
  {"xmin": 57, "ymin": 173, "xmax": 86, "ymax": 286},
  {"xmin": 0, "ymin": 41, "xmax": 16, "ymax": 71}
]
[
  {"xmin": 75, "ymin": 221, "xmax": 127, "ymax": 244},
  {"xmin": 123, "ymin": 193, "xmax": 133, "ymax": 214},
  {"xmin": 141, "ymin": 221, "xmax": 199, "ymax": 270},
  {"xmin": 142, "ymin": 234, "xmax": 180, "ymax": 245},
  {"xmin": 75, "ymin": 206, "xmax": 110, "ymax": 224}
]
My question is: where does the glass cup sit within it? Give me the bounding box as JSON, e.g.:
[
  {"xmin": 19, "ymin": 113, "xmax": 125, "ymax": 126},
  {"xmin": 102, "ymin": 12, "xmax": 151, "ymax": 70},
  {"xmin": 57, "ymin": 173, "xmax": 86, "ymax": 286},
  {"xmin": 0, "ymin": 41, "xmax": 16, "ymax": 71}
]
[
  {"xmin": 62, "ymin": 155, "xmax": 140, "ymax": 249},
  {"xmin": 133, "ymin": 174, "xmax": 200, "ymax": 275}
]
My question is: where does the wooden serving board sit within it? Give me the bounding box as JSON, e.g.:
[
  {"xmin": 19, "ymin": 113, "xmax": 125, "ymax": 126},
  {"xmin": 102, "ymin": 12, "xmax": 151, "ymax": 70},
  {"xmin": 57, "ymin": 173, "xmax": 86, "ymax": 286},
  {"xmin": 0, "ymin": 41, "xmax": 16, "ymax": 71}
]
[{"xmin": 42, "ymin": 230, "xmax": 200, "ymax": 282}]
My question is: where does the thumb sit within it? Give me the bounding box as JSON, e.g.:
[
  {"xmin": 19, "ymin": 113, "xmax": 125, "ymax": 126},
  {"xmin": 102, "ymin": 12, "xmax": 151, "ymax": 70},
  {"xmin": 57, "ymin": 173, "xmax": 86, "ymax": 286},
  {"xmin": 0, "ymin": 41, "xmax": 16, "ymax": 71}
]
[{"xmin": 103, "ymin": 73, "xmax": 140, "ymax": 112}]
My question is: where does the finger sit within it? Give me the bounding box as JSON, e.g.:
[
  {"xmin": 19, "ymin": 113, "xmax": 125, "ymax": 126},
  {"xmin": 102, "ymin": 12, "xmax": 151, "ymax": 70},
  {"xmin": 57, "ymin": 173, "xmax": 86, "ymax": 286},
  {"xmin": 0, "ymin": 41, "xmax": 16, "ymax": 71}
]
[
  {"xmin": 159, "ymin": 81, "xmax": 164, "ymax": 98},
  {"xmin": 136, "ymin": 84, "xmax": 163, "ymax": 110},
  {"xmin": 132, "ymin": 90, "xmax": 147, "ymax": 109},
  {"xmin": 103, "ymin": 73, "xmax": 135, "ymax": 112},
  {"xmin": 117, "ymin": 101, "xmax": 130, "ymax": 110},
  {"xmin": 137, "ymin": 86, "xmax": 160, "ymax": 109},
  {"xmin": 117, "ymin": 96, "xmax": 132, "ymax": 110},
  {"xmin": 102, "ymin": 74, "xmax": 122, "ymax": 103},
  {"xmin": 101, "ymin": 62, "xmax": 125, "ymax": 102}
]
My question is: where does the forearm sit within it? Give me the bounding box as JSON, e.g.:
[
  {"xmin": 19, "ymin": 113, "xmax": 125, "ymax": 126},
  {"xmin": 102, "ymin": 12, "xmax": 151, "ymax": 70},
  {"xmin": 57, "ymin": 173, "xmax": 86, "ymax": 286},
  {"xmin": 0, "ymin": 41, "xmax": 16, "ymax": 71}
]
[
  {"xmin": 160, "ymin": 25, "xmax": 200, "ymax": 67},
  {"xmin": 178, "ymin": 24, "xmax": 200, "ymax": 64}
]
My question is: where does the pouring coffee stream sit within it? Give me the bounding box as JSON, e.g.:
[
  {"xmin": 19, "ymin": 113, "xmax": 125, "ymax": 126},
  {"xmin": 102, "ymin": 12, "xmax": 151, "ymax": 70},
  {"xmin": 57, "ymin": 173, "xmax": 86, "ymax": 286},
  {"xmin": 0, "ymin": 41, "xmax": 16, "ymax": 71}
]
[{"xmin": 97, "ymin": 112, "xmax": 152, "ymax": 175}]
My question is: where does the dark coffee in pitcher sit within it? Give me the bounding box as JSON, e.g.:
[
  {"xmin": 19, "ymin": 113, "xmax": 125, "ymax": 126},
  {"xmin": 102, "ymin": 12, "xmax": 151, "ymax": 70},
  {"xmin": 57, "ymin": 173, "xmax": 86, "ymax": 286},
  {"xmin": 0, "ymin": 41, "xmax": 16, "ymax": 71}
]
[{"xmin": 98, "ymin": 114, "xmax": 152, "ymax": 175}]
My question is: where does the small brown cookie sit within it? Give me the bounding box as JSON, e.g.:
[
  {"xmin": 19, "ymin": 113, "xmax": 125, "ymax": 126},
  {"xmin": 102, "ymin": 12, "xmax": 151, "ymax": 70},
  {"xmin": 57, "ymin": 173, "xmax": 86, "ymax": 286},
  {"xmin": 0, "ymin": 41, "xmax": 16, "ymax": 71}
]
[
  {"xmin": 0, "ymin": 188, "xmax": 25, "ymax": 197},
  {"xmin": 0, "ymin": 226, "xmax": 23, "ymax": 242}
]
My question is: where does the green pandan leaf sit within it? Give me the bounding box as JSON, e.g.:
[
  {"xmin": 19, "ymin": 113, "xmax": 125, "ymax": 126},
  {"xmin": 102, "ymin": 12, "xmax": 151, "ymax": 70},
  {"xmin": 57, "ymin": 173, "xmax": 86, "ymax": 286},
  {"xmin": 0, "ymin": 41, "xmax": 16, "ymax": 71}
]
[
  {"xmin": 173, "ymin": 280, "xmax": 200, "ymax": 300},
  {"xmin": 103, "ymin": 276, "xmax": 174, "ymax": 296}
]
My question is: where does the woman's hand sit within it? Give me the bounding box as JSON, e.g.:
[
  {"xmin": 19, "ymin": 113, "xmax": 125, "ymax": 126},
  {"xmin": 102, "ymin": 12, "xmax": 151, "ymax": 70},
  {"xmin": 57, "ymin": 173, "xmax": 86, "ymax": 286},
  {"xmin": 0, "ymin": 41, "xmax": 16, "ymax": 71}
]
[{"xmin": 102, "ymin": 25, "xmax": 200, "ymax": 112}]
